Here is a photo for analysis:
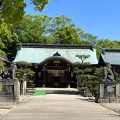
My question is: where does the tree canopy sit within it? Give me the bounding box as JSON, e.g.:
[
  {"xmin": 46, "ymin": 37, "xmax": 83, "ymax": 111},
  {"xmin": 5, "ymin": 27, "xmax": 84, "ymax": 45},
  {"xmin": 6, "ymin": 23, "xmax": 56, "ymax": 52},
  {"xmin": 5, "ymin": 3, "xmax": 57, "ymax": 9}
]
[
  {"xmin": 0, "ymin": 14, "xmax": 120, "ymax": 61},
  {"xmin": 53, "ymin": 26, "xmax": 82, "ymax": 44},
  {"xmin": 14, "ymin": 15, "xmax": 53, "ymax": 43},
  {"xmin": 0, "ymin": 0, "xmax": 50, "ymax": 24},
  {"xmin": 10, "ymin": 15, "xmax": 83, "ymax": 44},
  {"xmin": 95, "ymin": 39, "xmax": 119, "ymax": 58}
]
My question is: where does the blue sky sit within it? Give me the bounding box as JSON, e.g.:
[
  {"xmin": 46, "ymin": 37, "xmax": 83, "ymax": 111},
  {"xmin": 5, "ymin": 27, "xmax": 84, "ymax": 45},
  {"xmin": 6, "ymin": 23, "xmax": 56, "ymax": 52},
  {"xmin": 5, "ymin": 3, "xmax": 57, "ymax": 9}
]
[{"xmin": 25, "ymin": 0, "xmax": 120, "ymax": 40}]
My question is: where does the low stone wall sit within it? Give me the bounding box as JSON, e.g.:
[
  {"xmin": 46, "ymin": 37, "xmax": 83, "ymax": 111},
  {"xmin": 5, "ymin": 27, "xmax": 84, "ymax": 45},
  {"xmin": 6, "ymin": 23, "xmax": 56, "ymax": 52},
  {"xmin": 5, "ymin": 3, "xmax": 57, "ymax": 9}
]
[{"xmin": 0, "ymin": 79, "xmax": 22, "ymax": 103}]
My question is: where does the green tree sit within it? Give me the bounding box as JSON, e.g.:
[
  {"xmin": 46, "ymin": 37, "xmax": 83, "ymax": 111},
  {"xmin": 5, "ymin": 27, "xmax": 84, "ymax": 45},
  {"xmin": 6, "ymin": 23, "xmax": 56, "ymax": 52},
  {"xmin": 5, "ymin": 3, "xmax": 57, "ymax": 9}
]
[
  {"xmin": 0, "ymin": 0, "xmax": 25, "ymax": 24},
  {"xmin": 114, "ymin": 40, "xmax": 120, "ymax": 47},
  {"xmin": 73, "ymin": 54, "xmax": 92, "ymax": 94},
  {"xmin": 95, "ymin": 39, "xmax": 119, "ymax": 58},
  {"xmin": 14, "ymin": 15, "xmax": 53, "ymax": 44},
  {"xmin": 31, "ymin": 0, "xmax": 50, "ymax": 11},
  {"xmin": 51, "ymin": 15, "xmax": 75, "ymax": 33},
  {"xmin": 76, "ymin": 28, "xmax": 99, "ymax": 45},
  {"xmin": 16, "ymin": 61, "xmax": 35, "ymax": 82},
  {"xmin": 13, "ymin": 15, "xmax": 83, "ymax": 44},
  {"xmin": 74, "ymin": 55, "xmax": 103, "ymax": 97},
  {"xmin": 53, "ymin": 26, "xmax": 82, "ymax": 44},
  {"xmin": 0, "ymin": 22, "xmax": 9, "ymax": 47},
  {"xmin": 86, "ymin": 67, "xmax": 103, "ymax": 97},
  {"xmin": 49, "ymin": 15, "xmax": 82, "ymax": 44},
  {"xmin": 0, "ymin": 22, "xmax": 9, "ymax": 56},
  {"xmin": 0, "ymin": 0, "xmax": 50, "ymax": 24},
  {"xmin": 81, "ymin": 33, "xmax": 98, "ymax": 45},
  {"xmin": 16, "ymin": 61, "xmax": 35, "ymax": 95},
  {"xmin": 0, "ymin": 22, "xmax": 19, "ymax": 60}
]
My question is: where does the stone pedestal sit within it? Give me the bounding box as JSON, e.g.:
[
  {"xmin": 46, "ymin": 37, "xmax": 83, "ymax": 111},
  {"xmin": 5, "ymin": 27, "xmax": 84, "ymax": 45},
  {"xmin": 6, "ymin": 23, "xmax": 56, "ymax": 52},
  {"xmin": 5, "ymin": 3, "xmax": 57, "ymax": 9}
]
[
  {"xmin": 0, "ymin": 79, "xmax": 22, "ymax": 103},
  {"xmin": 97, "ymin": 81, "xmax": 120, "ymax": 103}
]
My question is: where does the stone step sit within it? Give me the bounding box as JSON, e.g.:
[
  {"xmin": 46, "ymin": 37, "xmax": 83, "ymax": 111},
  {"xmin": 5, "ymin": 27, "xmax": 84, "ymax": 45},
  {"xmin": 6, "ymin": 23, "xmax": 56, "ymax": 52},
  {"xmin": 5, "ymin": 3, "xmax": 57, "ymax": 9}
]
[{"xmin": 46, "ymin": 90, "xmax": 79, "ymax": 95}]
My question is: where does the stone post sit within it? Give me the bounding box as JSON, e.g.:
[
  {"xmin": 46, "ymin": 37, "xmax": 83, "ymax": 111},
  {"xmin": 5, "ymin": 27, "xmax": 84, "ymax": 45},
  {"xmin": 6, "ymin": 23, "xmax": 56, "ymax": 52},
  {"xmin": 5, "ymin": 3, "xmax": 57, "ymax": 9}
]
[
  {"xmin": 116, "ymin": 84, "xmax": 120, "ymax": 97},
  {"xmin": 14, "ymin": 80, "xmax": 20, "ymax": 97},
  {"xmin": 99, "ymin": 84, "xmax": 104, "ymax": 98}
]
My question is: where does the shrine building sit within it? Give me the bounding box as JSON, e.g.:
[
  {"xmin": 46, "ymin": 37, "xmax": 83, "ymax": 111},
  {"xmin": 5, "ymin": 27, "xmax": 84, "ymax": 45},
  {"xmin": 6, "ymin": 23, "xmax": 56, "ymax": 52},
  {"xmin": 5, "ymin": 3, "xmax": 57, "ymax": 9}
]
[
  {"xmin": 99, "ymin": 48, "xmax": 120, "ymax": 75},
  {"xmin": 13, "ymin": 43, "xmax": 98, "ymax": 88}
]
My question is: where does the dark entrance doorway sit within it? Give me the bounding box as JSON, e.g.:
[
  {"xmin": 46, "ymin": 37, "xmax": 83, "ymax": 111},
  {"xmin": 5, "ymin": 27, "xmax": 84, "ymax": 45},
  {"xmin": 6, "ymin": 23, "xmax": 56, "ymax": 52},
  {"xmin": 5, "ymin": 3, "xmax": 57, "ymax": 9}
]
[
  {"xmin": 36, "ymin": 53, "xmax": 75, "ymax": 88},
  {"xmin": 44, "ymin": 70, "xmax": 70, "ymax": 88},
  {"xmin": 44, "ymin": 68, "xmax": 70, "ymax": 88},
  {"xmin": 53, "ymin": 77, "xmax": 60, "ymax": 87}
]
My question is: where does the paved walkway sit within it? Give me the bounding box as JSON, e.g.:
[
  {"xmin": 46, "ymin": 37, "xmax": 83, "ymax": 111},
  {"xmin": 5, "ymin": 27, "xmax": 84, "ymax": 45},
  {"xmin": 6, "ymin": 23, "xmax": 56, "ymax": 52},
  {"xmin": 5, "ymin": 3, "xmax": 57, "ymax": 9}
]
[{"xmin": 0, "ymin": 94, "xmax": 120, "ymax": 120}]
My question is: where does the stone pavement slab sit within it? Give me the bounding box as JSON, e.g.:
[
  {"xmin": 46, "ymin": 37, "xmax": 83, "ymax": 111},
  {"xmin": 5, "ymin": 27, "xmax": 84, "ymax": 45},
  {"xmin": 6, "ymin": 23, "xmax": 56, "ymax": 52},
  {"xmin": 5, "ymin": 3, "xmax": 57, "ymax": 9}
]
[
  {"xmin": 100, "ymin": 103, "xmax": 120, "ymax": 114},
  {"xmin": 0, "ymin": 94, "xmax": 120, "ymax": 120},
  {"xmin": 0, "ymin": 109, "xmax": 9, "ymax": 115},
  {"xmin": 0, "ymin": 95, "xmax": 31, "ymax": 115}
]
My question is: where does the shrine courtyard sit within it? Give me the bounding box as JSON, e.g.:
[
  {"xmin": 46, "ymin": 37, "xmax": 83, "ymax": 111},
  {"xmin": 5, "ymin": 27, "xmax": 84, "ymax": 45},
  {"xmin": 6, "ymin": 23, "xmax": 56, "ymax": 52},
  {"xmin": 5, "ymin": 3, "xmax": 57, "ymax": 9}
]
[{"xmin": 0, "ymin": 91, "xmax": 120, "ymax": 120}]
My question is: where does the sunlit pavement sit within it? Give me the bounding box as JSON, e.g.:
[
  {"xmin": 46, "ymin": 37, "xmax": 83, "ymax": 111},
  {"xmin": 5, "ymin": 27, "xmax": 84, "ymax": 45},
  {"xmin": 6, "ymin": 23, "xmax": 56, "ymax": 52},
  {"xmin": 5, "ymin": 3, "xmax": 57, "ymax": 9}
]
[{"xmin": 0, "ymin": 94, "xmax": 120, "ymax": 120}]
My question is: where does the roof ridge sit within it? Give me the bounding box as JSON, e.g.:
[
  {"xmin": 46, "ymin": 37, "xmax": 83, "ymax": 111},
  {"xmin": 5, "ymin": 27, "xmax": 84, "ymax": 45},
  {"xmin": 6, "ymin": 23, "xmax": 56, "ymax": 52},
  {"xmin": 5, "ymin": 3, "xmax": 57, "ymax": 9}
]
[{"xmin": 19, "ymin": 43, "xmax": 94, "ymax": 50}]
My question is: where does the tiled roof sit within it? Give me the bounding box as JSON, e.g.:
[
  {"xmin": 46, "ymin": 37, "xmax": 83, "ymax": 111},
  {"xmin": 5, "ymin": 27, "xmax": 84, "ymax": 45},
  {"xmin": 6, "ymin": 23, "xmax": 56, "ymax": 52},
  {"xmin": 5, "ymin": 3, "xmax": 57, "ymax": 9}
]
[
  {"xmin": 100, "ymin": 48, "xmax": 120, "ymax": 65},
  {"xmin": 13, "ymin": 44, "xmax": 98, "ymax": 65}
]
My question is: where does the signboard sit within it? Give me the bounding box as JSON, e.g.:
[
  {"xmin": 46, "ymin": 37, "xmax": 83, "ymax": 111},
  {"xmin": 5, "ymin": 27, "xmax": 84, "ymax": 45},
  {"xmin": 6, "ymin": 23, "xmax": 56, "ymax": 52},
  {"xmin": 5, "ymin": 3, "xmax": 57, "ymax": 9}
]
[{"xmin": 107, "ymin": 86, "xmax": 113, "ymax": 92}]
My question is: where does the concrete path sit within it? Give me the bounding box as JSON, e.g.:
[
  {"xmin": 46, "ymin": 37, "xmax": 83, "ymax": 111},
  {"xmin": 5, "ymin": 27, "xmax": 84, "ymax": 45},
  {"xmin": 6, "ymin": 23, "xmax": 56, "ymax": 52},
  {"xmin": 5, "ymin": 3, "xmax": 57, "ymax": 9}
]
[{"xmin": 0, "ymin": 94, "xmax": 120, "ymax": 120}]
